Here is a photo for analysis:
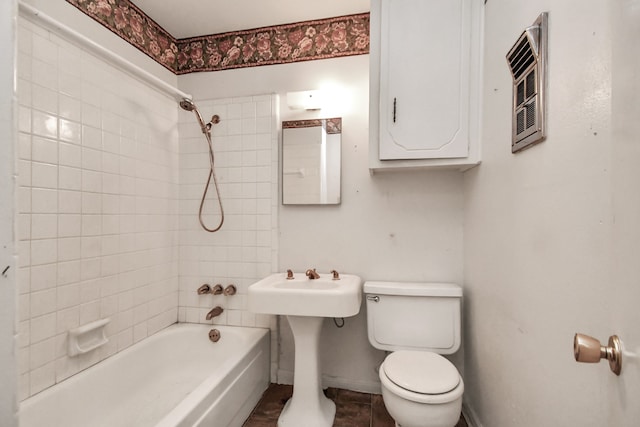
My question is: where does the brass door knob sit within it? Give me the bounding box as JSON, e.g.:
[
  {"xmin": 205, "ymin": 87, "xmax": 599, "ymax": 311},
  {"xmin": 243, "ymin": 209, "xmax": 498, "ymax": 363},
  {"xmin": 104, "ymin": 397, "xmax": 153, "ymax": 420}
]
[{"xmin": 573, "ymin": 333, "xmax": 622, "ymax": 375}]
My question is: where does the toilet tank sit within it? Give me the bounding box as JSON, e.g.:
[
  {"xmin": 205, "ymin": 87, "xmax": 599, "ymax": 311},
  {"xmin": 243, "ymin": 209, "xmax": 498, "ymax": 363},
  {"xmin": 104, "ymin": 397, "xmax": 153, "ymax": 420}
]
[{"xmin": 364, "ymin": 281, "xmax": 462, "ymax": 354}]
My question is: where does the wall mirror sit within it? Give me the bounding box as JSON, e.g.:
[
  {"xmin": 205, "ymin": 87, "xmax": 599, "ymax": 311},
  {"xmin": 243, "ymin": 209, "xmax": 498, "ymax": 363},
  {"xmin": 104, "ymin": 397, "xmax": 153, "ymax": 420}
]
[{"xmin": 282, "ymin": 118, "xmax": 341, "ymax": 205}]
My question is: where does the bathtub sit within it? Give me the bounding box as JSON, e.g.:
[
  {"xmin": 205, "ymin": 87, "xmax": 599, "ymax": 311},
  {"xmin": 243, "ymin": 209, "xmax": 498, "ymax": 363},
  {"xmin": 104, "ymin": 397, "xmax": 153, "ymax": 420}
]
[{"xmin": 20, "ymin": 323, "xmax": 270, "ymax": 427}]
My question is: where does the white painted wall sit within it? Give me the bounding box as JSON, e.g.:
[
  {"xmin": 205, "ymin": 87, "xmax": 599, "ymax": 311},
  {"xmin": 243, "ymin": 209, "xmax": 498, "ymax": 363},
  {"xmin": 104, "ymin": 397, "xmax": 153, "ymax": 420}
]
[
  {"xmin": 0, "ymin": 0, "xmax": 18, "ymax": 424},
  {"xmin": 179, "ymin": 56, "xmax": 465, "ymax": 392},
  {"xmin": 463, "ymin": 0, "xmax": 640, "ymax": 425}
]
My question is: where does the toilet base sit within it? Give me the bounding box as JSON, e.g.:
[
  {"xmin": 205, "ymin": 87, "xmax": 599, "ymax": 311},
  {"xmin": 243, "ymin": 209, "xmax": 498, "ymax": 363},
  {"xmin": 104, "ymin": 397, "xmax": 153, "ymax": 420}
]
[{"xmin": 381, "ymin": 386, "xmax": 462, "ymax": 427}]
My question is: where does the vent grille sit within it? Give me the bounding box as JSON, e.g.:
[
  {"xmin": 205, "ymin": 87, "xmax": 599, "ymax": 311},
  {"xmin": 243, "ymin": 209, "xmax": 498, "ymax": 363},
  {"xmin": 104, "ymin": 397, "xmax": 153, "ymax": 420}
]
[
  {"xmin": 516, "ymin": 110, "xmax": 525, "ymax": 134},
  {"xmin": 509, "ymin": 37, "xmax": 535, "ymax": 80},
  {"xmin": 506, "ymin": 13, "xmax": 548, "ymax": 153}
]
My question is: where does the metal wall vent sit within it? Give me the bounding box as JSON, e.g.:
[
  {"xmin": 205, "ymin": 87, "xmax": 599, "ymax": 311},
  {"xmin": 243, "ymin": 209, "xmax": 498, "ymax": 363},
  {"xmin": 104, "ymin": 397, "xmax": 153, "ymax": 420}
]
[{"xmin": 506, "ymin": 12, "xmax": 548, "ymax": 153}]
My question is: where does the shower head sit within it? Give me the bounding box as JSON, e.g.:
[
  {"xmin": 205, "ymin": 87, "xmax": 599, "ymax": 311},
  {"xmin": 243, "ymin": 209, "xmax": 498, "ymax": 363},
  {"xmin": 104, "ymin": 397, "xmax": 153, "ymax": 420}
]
[
  {"xmin": 179, "ymin": 98, "xmax": 196, "ymax": 112},
  {"xmin": 179, "ymin": 98, "xmax": 208, "ymax": 134}
]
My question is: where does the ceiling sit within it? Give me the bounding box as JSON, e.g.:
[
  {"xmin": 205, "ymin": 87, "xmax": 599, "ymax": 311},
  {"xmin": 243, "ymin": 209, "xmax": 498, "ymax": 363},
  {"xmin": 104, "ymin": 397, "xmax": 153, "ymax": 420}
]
[{"xmin": 130, "ymin": 0, "xmax": 371, "ymax": 39}]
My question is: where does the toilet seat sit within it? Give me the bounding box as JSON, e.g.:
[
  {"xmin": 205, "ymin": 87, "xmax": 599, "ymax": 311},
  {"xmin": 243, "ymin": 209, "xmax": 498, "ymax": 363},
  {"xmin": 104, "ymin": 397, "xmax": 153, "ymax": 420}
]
[{"xmin": 380, "ymin": 351, "xmax": 464, "ymax": 405}]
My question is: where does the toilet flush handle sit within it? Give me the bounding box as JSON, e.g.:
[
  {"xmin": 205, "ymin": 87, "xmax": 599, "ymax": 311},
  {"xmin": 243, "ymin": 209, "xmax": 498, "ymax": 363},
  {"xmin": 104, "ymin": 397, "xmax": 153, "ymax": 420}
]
[
  {"xmin": 367, "ymin": 295, "xmax": 380, "ymax": 303},
  {"xmin": 573, "ymin": 333, "xmax": 622, "ymax": 375}
]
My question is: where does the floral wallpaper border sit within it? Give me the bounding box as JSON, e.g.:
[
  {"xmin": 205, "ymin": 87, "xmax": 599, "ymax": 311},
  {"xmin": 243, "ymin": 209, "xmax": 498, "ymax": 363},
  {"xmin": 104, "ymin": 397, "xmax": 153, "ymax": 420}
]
[
  {"xmin": 66, "ymin": 0, "xmax": 179, "ymax": 72},
  {"xmin": 65, "ymin": 0, "xmax": 369, "ymax": 75},
  {"xmin": 175, "ymin": 15, "xmax": 369, "ymax": 75}
]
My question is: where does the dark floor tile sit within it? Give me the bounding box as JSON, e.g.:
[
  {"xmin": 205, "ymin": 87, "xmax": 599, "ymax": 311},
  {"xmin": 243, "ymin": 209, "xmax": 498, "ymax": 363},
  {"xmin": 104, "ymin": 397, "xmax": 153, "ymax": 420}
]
[
  {"xmin": 456, "ymin": 413, "xmax": 468, "ymax": 427},
  {"xmin": 324, "ymin": 387, "xmax": 339, "ymax": 400},
  {"xmin": 243, "ymin": 384, "xmax": 292, "ymax": 426},
  {"xmin": 244, "ymin": 383, "xmax": 468, "ymax": 427},
  {"xmin": 242, "ymin": 419, "xmax": 277, "ymax": 427},
  {"xmin": 335, "ymin": 388, "xmax": 372, "ymax": 405},
  {"xmin": 333, "ymin": 401, "xmax": 371, "ymax": 427}
]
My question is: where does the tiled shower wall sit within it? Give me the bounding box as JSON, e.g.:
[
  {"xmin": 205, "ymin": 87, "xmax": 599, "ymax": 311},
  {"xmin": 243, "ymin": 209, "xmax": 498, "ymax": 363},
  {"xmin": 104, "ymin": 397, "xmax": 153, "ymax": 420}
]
[
  {"xmin": 16, "ymin": 17, "xmax": 180, "ymax": 399},
  {"xmin": 177, "ymin": 95, "xmax": 279, "ymax": 379}
]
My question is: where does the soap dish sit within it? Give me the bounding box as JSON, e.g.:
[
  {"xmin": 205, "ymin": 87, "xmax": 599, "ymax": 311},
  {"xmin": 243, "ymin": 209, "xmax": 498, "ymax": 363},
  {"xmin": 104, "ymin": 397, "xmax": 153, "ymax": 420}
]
[{"xmin": 68, "ymin": 318, "xmax": 111, "ymax": 357}]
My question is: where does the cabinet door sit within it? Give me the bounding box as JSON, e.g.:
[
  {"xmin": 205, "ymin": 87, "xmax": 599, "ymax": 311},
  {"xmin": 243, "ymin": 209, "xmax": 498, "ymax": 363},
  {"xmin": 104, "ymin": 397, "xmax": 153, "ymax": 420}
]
[{"xmin": 379, "ymin": 0, "xmax": 472, "ymax": 160}]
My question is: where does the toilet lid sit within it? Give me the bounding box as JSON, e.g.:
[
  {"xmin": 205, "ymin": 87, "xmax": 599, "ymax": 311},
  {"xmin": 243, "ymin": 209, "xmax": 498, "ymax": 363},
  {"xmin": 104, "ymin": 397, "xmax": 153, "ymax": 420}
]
[{"xmin": 383, "ymin": 351, "xmax": 460, "ymax": 395}]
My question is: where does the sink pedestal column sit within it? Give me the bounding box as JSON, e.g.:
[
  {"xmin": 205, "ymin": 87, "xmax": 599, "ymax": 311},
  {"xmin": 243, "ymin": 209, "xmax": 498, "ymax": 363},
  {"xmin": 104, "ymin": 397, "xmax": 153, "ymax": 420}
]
[{"xmin": 278, "ymin": 315, "xmax": 335, "ymax": 427}]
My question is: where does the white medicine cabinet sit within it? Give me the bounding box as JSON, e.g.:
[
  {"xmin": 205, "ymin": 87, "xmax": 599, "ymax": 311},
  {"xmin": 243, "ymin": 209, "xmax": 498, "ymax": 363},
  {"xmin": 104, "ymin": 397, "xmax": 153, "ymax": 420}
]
[{"xmin": 369, "ymin": 0, "xmax": 483, "ymax": 172}]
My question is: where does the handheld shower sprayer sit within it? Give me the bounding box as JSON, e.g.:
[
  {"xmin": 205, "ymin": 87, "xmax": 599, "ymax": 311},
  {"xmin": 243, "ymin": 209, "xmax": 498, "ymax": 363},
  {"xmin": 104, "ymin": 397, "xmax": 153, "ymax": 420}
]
[
  {"xmin": 180, "ymin": 98, "xmax": 208, "ymax": 134},
  {"xmin": 179, "ymin": 98, "xmax": 225, "ymax": 232}
]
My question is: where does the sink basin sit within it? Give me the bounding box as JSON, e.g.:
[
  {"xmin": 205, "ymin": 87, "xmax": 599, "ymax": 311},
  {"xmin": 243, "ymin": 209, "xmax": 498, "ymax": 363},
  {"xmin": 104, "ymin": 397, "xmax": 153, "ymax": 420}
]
[{"xmin": 248, "ymin": 272, "xmax": 362, "ymax": 318}]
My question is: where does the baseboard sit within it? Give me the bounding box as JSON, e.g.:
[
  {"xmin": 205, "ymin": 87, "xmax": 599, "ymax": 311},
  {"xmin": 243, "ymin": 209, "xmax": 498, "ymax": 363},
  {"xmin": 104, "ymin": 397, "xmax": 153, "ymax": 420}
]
[
  {"xmin": 276, "ymin": 369, "xmax": 381, "ymax": 395},
  {"xmin": 462, "ymin": 400, "xmax": 483, "ymax": 427}
]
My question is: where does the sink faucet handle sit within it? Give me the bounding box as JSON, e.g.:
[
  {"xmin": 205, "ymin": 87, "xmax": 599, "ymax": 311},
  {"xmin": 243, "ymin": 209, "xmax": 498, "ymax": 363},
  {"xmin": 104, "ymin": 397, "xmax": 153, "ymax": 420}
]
[
  {"xmin": 286, "ymin": 269, "xmax": 294, "ymax": 280},
  {"xmin": 330, "ymin": 270, "xmax": 340, "ymax": 280}
]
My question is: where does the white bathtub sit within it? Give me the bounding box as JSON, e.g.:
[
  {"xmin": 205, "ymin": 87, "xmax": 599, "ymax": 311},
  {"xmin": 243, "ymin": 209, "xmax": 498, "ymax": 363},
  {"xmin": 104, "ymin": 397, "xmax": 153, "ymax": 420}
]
[{"xmin": 20, "ymin": 323, "xmax": 270, "ymax": 427}]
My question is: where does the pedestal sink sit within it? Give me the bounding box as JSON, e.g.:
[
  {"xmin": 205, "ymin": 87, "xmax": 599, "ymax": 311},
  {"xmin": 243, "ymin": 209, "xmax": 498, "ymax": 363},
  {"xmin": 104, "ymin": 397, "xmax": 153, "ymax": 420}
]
[{"xmin": 248, "ymin": 272, "xmax": 362, "ymax": 427}]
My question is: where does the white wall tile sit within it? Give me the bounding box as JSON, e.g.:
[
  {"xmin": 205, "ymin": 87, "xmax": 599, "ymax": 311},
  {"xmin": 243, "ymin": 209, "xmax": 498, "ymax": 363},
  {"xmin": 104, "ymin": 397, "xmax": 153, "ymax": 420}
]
[
  {"xmin": 18, "ymin": 133, "xmax": 31, "ymax": 160},
  {"xmin": 58, "ymin": 72, "xmax": 82, "ymax": 100},
  {"xmin": 59, "ymin": 119, "xmax": 81, "ymax": 144},
  {"xmin": 30, "ymin": 240, "xmax": 57, "ymax": 267},
  {"xmin": 31, "ymin": 188, "xmax": 57, "ymax": 213},
  {"xmin": 57, "ymin": 237, "xmax": 81, "ymax": 262},
  {"xmin": 17, "ymin": 18, "xmax": 181, "ymax": 400},
  {"xmin": 31, "ymin": 60, "xmax": 58, "ymax": 91},
  {"xmin": 56, "ymin": 283, "xmax": 80, "ymax": 309},
  {"xmin": 31, "ymin": 111, "xmax": 57, "ymax": 139},
  {"xmin": 19, "ymin": 106, "xmax": 31, "ymax": 133},
  {"xmin": 30, "ymin": 313, "xmax": 56, "ymax": 344},
  {"xmin": 31, "ymin": 85, "xmax": 58, "ymax": 115},
  {"xmin": 30, "ymin": 289, "xmax": 56, "ymax": 318},
  {"xmin": 30, "ymin": 264, "xmax": 56, "ymax": 292},
  {"xmin": 58, "ymin": 95, "xmax": 81, "ymax": 123},
  {"xmin": 31, "ymin": 162, "xmax": 58, "ymax": 189},
  {"xmin": 31, "ymin": 214, "xmax": 57, "ymax": 240},
  {"xmin": 58, "ymin": 166, "xmax": 81, "ymax": 191},
  {"xmin": 32, "ymin": 34, "xmax": 57, "ymax": 66}
]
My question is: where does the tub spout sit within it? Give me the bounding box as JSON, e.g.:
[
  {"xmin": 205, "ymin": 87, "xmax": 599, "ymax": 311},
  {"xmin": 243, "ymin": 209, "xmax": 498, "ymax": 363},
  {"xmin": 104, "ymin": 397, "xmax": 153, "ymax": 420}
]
[
  {"xmin": 305, "ymin": 268, "xmax": 320, "ymax": 279},
  {"xmin": 206, "ymin": 306, "xmax": 224, "ymax": 320}
]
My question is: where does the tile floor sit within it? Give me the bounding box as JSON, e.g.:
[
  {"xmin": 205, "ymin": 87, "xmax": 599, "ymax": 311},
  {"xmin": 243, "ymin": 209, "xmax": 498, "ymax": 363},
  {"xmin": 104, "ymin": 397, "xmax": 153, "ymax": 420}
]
[{"xmin": 242, "ymin": 383, "xmax": 468, "ymax": 427}]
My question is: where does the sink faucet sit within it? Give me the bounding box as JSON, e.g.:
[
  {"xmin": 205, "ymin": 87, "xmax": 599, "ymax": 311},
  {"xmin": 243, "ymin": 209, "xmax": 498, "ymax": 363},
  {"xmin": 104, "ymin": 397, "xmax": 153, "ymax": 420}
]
[{"xmin": 305, "ymin": 268, "xmax": 320, "ymax": 279}]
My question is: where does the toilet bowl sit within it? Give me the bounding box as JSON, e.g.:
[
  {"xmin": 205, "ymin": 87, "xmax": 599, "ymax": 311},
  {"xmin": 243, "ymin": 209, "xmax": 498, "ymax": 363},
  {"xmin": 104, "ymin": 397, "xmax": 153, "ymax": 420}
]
[
  {"xmin": 379, "ymin": 351, "xmax": 463, "ymax": 427},
  {"xmin": 364, "ymin": 281, "xmax": 464, "ymax": 427}
]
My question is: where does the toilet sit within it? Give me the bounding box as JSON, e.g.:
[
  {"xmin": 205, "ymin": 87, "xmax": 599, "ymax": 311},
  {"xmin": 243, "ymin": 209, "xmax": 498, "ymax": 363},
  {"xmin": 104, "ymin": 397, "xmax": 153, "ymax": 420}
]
[{"xmin": 364, "ymin": 281, "xmax": 464, "ymax": 427}]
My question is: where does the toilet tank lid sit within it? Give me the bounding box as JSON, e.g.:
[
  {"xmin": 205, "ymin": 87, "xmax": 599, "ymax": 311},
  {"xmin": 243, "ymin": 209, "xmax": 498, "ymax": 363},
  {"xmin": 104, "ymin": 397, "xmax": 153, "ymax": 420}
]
[{"xmin": 363, "ymin": 281, "xmax": 462, "ymax": 297}]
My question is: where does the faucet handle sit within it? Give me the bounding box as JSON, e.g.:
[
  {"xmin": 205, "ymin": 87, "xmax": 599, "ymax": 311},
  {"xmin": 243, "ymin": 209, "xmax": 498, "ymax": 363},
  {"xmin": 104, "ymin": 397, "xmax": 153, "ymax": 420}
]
[
  {"xmin": 330, "ymin": 270, "xmax": 340, "ymax": 280},
  {"xmin": 197, "ymin": 284, "xmax": 211, "ymax": 294},
  {"xmin": 286, "ymin": 269, "xmax": 294, "ymax": 280}
]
